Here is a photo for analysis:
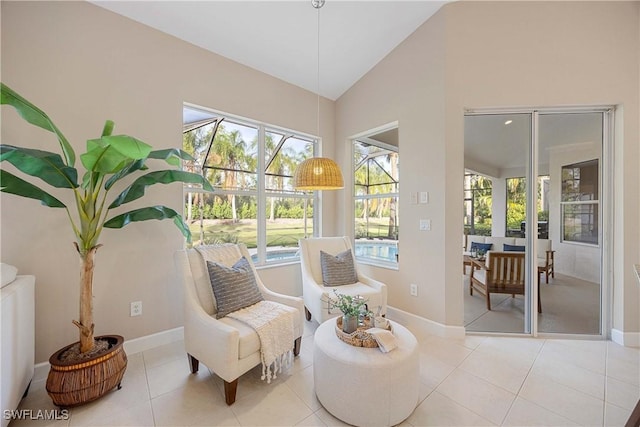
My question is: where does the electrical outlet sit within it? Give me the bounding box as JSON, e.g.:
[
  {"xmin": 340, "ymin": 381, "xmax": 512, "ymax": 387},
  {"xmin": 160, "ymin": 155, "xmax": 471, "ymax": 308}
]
[
  {"xmin": 130, "ymin": 301, "xmax": 142, "ymax": 317},
  {"xmin": 410, "ymin": 284, "xmax": 418, "ymax": 297}
]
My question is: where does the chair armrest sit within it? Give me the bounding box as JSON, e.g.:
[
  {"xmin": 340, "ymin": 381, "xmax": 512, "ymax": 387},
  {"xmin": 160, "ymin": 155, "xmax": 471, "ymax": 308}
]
[
  {"xmin": 183, "ymin": 298, "xmax": 240, "ymax": 372},
  {"xmin": 260, "ymin": 287, "xmax": 305, "ymax": 335},
  {"xmin": 358, "ymin": 274, "xmax": 386, "ymax": 291},
  {"xmin": 470, "ymin": 258, "xmax": 488, "ymax": 270},
  {"xmin": 301, "ymin": 268, "xmax": 332, "ymax": 319},
  {"xmin": 358, "ymin": 274, "xmax": 388, "ymax": 315}
]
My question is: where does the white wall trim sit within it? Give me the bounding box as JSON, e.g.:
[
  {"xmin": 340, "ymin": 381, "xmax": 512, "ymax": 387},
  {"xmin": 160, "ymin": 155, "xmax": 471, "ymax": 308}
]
[
  {"xmin": 611, "ymin": 328, "xmax": 640, "ymax": 348},
  {"xmin": 33, "ymin": 327, "xmax": 185, "ymax": 382},
  {"xmin": 387, "ymin": 306, "xmax": 466, "ymax": 339}
]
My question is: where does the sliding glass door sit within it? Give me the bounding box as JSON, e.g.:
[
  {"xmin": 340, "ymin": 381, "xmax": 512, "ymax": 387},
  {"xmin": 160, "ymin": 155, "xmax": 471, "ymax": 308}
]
[{"xmin": 464, "ymin": 109, "xmax": 608, "ymax": 337}]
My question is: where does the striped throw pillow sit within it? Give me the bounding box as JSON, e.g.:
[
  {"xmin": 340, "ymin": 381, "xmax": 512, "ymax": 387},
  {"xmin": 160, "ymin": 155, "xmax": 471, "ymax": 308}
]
[
  {"xmin": 320, "ymin": 249, "xmax": 358, "ymax": 286},
  {"xmin": 206, "ymin": 257, "xmax": 264, "ymax": 319}
]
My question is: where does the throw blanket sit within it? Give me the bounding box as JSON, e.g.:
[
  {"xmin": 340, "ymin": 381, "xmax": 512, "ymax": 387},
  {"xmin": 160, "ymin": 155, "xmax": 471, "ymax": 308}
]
[{"xmin": 227, "ymin": 300, "xmax": 296, "ymax": 383}]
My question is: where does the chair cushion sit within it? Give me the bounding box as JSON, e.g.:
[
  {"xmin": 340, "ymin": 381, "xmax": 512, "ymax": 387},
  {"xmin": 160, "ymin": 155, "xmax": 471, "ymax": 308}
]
[
  {"xmin": 320, "ymin": 249, "xmax": 358, "ymax": 286},
  {"xmin": 326, "ymin": 282, "xmax": 384, "ymax": 315},
  {"xmin": 503, "ymin": 244, "xmax": 525, "ymax": 252},
  {"xmin": 218, "ymin": 317, "xmax": 261, "ymax": 359},
  {"xmin": 470, "ymin": 242, "xmax": 493, "ymax": 252},
  {"xmin": 206, "ymin": 257, "xmax": 264, "ymax": 319}
]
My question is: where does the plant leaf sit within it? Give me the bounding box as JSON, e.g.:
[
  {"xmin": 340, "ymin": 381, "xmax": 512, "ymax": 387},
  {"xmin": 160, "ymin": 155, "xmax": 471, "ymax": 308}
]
[
  {"xmin": 108, "ymin": 170, "xmax": 214, "ymax": 209},
  {"xmin": 148, "ymin": 149, "xmax": 196, "ymax": 167},
  {"xmin": 103, "ymin": 205, "xmax": 191, "ymax": 242},
  {"xmin": 80, "ymin": 144, "xmax": 129, "ymax": 174},
  {"xmin": 81, "ymin": 135, "xmax": 152, "ymax": 174},
  {"xmin": 0, "ymin": 83, "xmax": 76, "ymax": 167},
  {"xmin": 104, "ymin": 159, "xmax": 146, "ymax": 190},
  {"xmin": 0, "ymin": 169, "xmax": 66, "ymax": 208},
  {"xmin": 1, "ymin": 145, "xmax": 78, "ymax": 188},
  {"xmin": 102, "ymin": 120, "xmax": 114, "ymax": 137}
]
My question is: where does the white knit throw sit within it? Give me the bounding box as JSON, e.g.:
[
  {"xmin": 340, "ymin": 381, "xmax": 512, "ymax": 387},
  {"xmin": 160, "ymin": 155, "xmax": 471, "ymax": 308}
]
[{"xmin": 227, "ymin": 300, "xmax": 295, "ymax": 383}]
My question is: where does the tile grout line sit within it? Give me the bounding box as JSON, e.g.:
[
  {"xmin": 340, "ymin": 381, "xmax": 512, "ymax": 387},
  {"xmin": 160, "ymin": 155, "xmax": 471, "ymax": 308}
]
[
  {"xmin": 140, "ymin": 350, "xmax": 158, "ymax": 427},
  {"xmin": 499, "ymin": 338, "xmax": 547, "ymax": 426}
]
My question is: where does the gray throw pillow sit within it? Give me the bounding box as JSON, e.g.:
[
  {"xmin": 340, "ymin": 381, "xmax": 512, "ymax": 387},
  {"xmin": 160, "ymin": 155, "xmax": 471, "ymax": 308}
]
[
  {"xmin": 320, "ymin": 249, "xmax": 358, "ymax": 286},
  {"xmin": 206, "ymin": 257, "xmax": 264, "ymax": 319}
]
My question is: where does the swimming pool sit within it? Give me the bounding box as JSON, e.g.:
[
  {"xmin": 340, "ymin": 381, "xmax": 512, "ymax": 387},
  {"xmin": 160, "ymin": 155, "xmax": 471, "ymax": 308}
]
[
  {"xmin": 251, "ymin": 249, "xmax": 299, "ymax": 263},
  {"xmin": 354, "ymin": 240, "xmax": 398, "ymax": 263},
  {"xmin": 250, "ymin": 241, "xmax": 398, "ymax": 264}
]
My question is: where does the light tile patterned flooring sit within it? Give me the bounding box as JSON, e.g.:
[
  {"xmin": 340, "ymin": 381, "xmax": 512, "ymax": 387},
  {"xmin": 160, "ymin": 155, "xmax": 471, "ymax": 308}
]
[{"xmin": 13, "ymin": 320, "xmax": 640, "ymax": 426}]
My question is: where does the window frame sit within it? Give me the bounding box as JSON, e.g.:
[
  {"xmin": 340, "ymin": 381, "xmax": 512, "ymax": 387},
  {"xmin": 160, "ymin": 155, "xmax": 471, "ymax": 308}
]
[{"xmin": 182, "ymin": 103, "xmax": 319, "ymax": 266}]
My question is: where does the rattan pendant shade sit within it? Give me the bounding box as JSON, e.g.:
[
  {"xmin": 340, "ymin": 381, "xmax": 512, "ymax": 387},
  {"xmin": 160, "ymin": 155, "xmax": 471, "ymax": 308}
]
[{"xmin": 293, "ymin": 157, "xmax": 344, "ymax": 190}]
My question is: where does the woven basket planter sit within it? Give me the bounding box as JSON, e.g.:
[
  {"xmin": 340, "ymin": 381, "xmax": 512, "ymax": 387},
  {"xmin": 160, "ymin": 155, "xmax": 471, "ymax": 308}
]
[{"xmin": 46, "ymin": 335, "xmax": 127, "ymax": 407}]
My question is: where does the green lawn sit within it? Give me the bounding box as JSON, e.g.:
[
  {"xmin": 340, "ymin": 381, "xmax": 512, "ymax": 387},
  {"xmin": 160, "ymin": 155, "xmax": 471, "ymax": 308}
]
[{"xmin": 188, "ymin": 219, "xmax": 313, "ymax": 248}]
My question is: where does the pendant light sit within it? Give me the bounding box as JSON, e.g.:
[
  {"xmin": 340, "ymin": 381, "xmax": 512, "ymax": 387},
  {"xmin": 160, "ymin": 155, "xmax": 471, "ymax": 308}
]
[{"xmin": 293, "ymin": 0, "xmax": 344, "ymax": 191}]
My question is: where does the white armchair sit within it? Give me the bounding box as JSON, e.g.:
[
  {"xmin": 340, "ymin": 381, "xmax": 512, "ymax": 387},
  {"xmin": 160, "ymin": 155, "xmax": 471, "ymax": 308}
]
[
  {"xmin": 174, "ymin": 244, "xmax": 304, "ymax": 405},
  {"xmin": 298, "ymin": 237, "xmax": 388, "ymax": 324}
]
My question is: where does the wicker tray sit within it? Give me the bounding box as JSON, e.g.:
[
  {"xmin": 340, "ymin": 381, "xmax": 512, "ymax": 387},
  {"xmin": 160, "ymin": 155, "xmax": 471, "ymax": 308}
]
[{"xmin": 335, "ymin": 317, "xmax": 392, "ymax": 348}]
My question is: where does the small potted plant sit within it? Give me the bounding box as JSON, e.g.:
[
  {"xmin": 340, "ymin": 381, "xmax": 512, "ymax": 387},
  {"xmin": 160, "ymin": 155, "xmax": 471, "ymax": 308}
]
[{"xmin": 329, "ymin": 290, "xmax": 368, "ymax": 333}]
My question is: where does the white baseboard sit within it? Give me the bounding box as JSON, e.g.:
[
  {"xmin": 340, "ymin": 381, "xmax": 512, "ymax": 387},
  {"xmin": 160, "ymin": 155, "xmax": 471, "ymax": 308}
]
[
  {"xmin": 387, "ymin": 306, "xmax": 466, "ymax": 339},
  {"xmin": 123, "ymin": 326, "xmax": 184, "ymax": 355},
  {"xmin": 611, "ymin": 328, "xmax": 640, "ymax": 347},
  {"xmin": 33, "ymin": 327, "xmax": 185, "ymax": 382}
]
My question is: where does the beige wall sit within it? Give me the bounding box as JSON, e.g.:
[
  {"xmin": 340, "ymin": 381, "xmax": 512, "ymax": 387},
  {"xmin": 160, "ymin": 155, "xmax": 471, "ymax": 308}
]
[
  {"xmin": 336, "ymin": 9, "xmax": 449, "ymax": 323},
  {"xmin": 1, "ymin": 1, "xmax": 335, "ymax": 363},
  {"xmin": 337, "ymin": 1, "xmax": 640, "ymax": 332}
]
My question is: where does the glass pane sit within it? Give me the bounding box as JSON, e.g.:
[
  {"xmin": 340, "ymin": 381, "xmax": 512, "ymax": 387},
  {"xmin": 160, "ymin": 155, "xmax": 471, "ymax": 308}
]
[
  {"xmin": 562, "ymin": 203, "xmax": 599, "ymax": 244},
  {"xmin": 539, "ymin": 111, "xmax": 603, "ymax": 335},
  {"xmin": 204, "ymin": 120, "xmax": 258, "ymax": 191},
  {"xmin": 261, "ymin": 196, "xmax": 314, "ymax": 264},
  {"xmin": 464, "ymin": 113, "xmax": 531, "ymax": 334},
  {"xmin": 463, "ymin": 173, "xmax": 492, "ymax": 236},
  {"xmin": 354, "ymin": 197, "xmax": 399, "ymax": 240},
  {"xmin": 265, "ymin": 134, "xmax": 313, "ymax": 193},
  {"xmin": 185, "ymin": 193, "xmax": 257, "ymax": 248},
  {"xmin": 561, "ymin": 159, "xmax": 599, "ymax": 202}
]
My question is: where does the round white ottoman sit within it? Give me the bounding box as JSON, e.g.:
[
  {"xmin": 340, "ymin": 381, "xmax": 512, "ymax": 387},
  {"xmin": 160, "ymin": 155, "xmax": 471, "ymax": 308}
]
[{"xmin": 313, "ymin": 319, "xmax": 420, "ymax": 427}]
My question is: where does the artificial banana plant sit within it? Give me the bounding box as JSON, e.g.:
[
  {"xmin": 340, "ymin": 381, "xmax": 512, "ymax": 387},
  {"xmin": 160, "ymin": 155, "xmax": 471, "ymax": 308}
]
[{"xmin": 0, "ymin": 83, "xmax": 213, "ymax": 353}]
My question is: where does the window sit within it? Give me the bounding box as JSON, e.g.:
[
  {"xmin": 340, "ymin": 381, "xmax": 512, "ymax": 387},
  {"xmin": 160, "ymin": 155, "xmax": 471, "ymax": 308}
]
[
  {"xmin": 463, "ymin": 173, "xmax": 492, "ymax": 236},
  {"xmin": 504, "ymin": 176, "xmax": 550, "ymax": 238},
  {"xmin": 561, "ymin": 159, "xmax": 599, "ymax": 245},
  {"xmin": 354, "ymin": 140, "xmax": 399, "ymax": 265},
  {"xmin": 182, "ymin": 106, "xmax": 317, "ymax": 264}
]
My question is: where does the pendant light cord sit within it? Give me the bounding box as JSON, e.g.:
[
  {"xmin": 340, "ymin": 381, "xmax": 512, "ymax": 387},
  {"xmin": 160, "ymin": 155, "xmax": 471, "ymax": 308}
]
[{"xmin": 316, "ymin": 1, "xmax": 321, "ymax": 138}]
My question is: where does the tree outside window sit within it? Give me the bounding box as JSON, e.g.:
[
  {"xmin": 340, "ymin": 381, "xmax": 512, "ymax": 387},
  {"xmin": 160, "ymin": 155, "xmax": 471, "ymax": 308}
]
[{"xmin": 464, "ymin": 174, "xmax": 492, "ymax": 236}]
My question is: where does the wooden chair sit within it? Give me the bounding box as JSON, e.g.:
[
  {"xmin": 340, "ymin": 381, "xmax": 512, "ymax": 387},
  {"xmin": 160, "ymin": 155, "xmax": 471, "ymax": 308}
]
[
  {"xmin": 470, "ymin": 251, "xmax": 541, "ymax": 313},
  {"xmin": 537, "ymin": 241, "xmax": 555, "ymax": 284}
]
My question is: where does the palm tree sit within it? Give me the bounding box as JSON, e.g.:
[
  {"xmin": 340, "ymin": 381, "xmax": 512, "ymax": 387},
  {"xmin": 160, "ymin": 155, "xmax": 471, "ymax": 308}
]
[{"xmin": 213, "ymin": 127, "xmax": 247, "ymax": 221}]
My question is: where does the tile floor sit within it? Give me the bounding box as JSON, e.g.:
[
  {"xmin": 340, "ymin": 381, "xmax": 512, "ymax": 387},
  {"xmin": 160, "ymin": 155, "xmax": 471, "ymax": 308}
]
[
  {"xmin": 464, "ymin": 273, "xmax": 601, "ymax": 334},
  {"xmin": 12, "ymin": 320, "xmax": 640, "ymax": 427}
]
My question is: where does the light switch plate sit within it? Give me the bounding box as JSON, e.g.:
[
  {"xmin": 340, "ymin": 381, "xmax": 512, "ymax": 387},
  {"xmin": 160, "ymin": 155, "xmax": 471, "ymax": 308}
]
[{"xmin": 419, "ymin": 191, "xmax": 429, "ymax": 204}]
